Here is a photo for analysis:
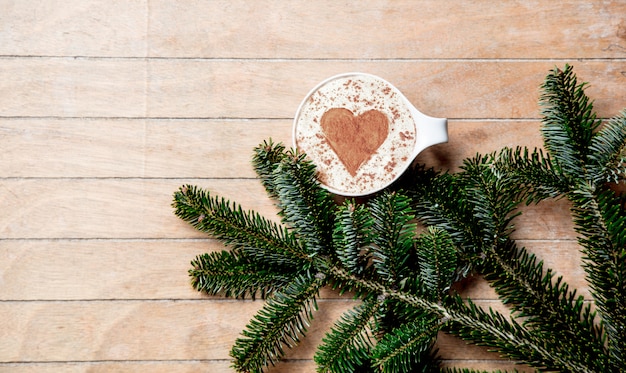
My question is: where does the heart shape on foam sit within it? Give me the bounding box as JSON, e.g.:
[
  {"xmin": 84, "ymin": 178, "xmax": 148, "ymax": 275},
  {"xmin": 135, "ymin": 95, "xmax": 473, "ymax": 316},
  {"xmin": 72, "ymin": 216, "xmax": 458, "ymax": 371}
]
[{"xmin": 320, "ymin": 108, "xmax": 389, "ymax": 176}]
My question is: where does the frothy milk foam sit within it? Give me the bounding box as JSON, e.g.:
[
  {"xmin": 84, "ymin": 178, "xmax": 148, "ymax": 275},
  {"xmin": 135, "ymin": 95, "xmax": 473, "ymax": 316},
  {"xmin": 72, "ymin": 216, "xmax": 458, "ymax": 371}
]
[{"xmin": 294, "ymin": 74, "xmax": 417, "ymax": 195}]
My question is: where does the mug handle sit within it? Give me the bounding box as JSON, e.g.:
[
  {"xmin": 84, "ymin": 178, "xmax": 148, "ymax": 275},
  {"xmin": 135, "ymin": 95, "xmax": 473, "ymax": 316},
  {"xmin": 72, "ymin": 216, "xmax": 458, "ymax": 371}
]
[{"xmin": 409, "ymin": 103, "xmax": 448, "ymax": 158}]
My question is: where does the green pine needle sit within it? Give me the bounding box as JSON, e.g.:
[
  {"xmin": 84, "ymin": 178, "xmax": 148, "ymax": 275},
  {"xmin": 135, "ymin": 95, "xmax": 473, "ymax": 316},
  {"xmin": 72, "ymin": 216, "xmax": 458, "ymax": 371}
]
[
  {"xmin": 333, "ymin": 201, "xmax": 374, "ymax": 276},
  {"xmin": 231, "ymin": 274, "xmax": 326, "ymax": 372},
  {"xmin": 173, "ymin": 184, "xmax": 311, "ymax": 265},
  {"xmin": 588, "ymin": 112, "xmax": 626, "ymax": 183},
  {"xmin": 540, "ymin": 64, "xmax": 600, "ymax": 178},
  {"xmin": 189, "ymin": 250, "xmax": 296, "ymax": 300},
  {"xmin": 314, "ymin": 297, "xmax": 379, "ymax": 373},
  {"xmin": 369, "ymin": 192, "xmax": 417, "ymax": 285},
  {"xmin": 416, "ymin": 227, "xmax": 457, "ymax": 300},
  {"xmin": 252, "ymin": 139, "xmax": 288, "ymax": 199},
  {"xmin": 371, "ymin": 316, "xmax": 441, "ymax": 373},
  {"xmin": 272, "ymin": 150, "xmax": 336, "ymax": 255}
]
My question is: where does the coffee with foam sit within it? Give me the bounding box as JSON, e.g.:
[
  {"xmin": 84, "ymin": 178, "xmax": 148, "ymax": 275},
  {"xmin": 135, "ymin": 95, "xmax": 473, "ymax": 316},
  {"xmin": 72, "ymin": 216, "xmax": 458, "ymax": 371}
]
[{"xmin": 294, "ymin": 73, "xmax": 417, "ymax": 195}]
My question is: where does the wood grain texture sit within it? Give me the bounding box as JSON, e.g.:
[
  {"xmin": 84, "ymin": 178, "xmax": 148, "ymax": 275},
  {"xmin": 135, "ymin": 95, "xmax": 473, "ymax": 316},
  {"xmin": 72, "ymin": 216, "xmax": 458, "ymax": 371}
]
[
  {"xmin": 0, "ymin": 361, "xmax": 533, "ymax": 373},
  {"xmin": 3, "ymin": 58, "xmax": 624, "ymax": 118},
  {"xmin": 0, "ymin": 361, "xmax": 317, "ymax": 373},
  {"xmin": 0, "ymin": 239, "xmax": 587, "ymax": 301},
  {"xmin": 0, "ymin": 299, "xmax": 528, "ymax": 365},
  {"xmin": 1, "ymin": 0, "xmax": 623, "ymax": 371},
  {"xmin": 0, "ymin": 178, "xmax": 575, "ymax": 240},
  {"xmin": 4, "ymin": 1, "xmax": 624, "ymax": 59},
  {"xmin": 1, "ymin": 119, "xmax": 541, "ymax": 178},
  {"xmin": 0, "ymin": 0, "xmax": 147, "ymax": 57},
  {"xmin": 152, "ymin": 0, "xmax": 619, "ymax": 60}
]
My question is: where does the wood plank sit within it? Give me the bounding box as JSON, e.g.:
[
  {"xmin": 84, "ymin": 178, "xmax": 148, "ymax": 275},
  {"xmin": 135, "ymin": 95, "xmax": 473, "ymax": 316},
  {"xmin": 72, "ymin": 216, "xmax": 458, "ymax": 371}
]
[
  {"xmin": 0, "ymin": 299, "xmax": 529, "ymax": 368},
  {"xmin": 147, "ymin": 0, "xmax": 626, "ymax": 59},
  {"xmin": 0, "ymin": 179, "xmax": 277, "ymax": 239},
  {"xmin": 0, "ymin": 300, "xmax": 264, "ymax": 362},
  {"xmin": 0, "ymin": 361, "xmax": 317, "ymax": 373},
  {"xmin": 0, "ymin": 58, "xmax": 146, "ymax": 118},
  {"xmin": 0, "ymin": 0, "xmax": 147, "ymax": 57},
  {"xmin": 0, "ymin": 299, "xmax": 355, "ymax": 362},
  {"xmin": 0, "ymin": 118, "xmax": 545, "ymax": 178},
  {"xmin": 0, "ymin": 238, "xmax": 588, "ymax": 301},
  {"xmin": 1, "ymin": 59, "xmax": 624, "ymax": 119},
  {"xmin": 146, "ymin": 59, "xmax": 626, "ymax": 119},
  {"xmin": 3, "ymin": 1, "xmax": 624, "ymax": 60},
  {"xmin": 0, "ymin": 239, "xmax": 205, "ymax": 301},
  {"xmin": 0, "ymin": 239, "xmax": 354, "ymax": 301},
  {"xmin": 513, "ymin": 198, "xmax": 576, "ymax": 240},
  {"xmin": 0, "ymin": 118, "xmax": 292, "ymax": 178},
  {"xmin": 418, "ymin": 119, "xmax": 545, "ymax": 172},
  {"xmin": 0, "ymin": 179, "xmax": 576, "ymax": 240},
  {"xmin": 0, "ymin": 360, "xmax": 528, "ymax": 373},
  {"xmin": 440, "ymin": 360, "xmax": 533, "ymax": 373}
]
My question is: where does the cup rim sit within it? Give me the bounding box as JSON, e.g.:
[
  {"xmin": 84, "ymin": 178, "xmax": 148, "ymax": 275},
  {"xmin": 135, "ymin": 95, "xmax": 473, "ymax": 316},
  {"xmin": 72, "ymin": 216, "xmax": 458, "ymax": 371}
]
[{"xmin": 292, "ymin": 72, "xmax": 419, "ymax": 196}]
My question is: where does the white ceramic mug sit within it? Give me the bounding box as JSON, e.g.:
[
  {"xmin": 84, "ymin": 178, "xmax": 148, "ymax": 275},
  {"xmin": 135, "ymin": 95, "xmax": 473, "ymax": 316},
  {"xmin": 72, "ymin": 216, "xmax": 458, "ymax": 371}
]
[{"xmin": 293, "ymin": 72, "xmax": 447, "ymax": 196}]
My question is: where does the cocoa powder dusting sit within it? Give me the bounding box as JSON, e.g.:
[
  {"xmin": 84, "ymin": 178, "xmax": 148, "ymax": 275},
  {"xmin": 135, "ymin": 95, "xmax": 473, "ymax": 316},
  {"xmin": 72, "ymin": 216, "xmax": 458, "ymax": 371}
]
[{"xmin": 320, "ymin": 108, "xmax": 389, "ymax": 176}]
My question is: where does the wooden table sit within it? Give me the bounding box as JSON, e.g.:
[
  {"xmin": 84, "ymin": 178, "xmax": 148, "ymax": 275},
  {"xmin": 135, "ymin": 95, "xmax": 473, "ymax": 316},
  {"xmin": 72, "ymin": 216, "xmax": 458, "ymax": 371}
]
[{"xmin": 1, "ymin": 1, "xmax": 624, "ymax": 371}]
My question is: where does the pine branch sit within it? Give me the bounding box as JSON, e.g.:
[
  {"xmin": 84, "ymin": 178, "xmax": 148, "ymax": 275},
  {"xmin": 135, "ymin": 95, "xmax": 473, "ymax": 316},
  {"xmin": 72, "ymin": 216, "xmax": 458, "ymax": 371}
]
[
  {"xmin": 189, "ymin": 250, "xmax": 295, "ymax": 300},
  {"xmin": 411, "ymin": 171, "xmax": 483, "ymax": 259},
  {"xmin": 314, "ymin": 297, "xmax": 379, "ymax": 373},
  {"xmin": 369, "ymin": 192, "xmax": 417, "ymax": 286},
  {"xmin": 492, "ymin": 146, "xmax": 569, "ymax": 202},
  {"xmin": 371, "ymin": 316, "xmax": 441, "ymax": 373},
  {"xmin": 412, "ymin": 153, "xmax": 524, "ymax": 278},
  {"xmin": 231, "ymin": 274, "xmax": 326, "ymax": 372},
  {"xmin": 272, "ymin": 150, "xmax": 337, "ymax": 255},
  {"xmin": 173, "ymin": 65, "xmax": 626, "ymax": 372},
  {"xmin": 442, "ymin": 369, "xmax": 521, "ymax": 373},
  {"xmin": 588, "ymin": 112, "xmax": 626, "ymax": 183},
  {"xmin": 480, "ymin": 239, "xmax": 608, "ymax": 370},
  {"xmin": 329, "ymin": 265, "xmax": 595, "ymax": 373},
  {"xmin": 459, "ymin": 153, "xmax": 521, "ymax": 240},
  {"xmin": 570, "ymin": 184, "xmax": 626, "ymax": 368},
  {"xmin": 333, "ymin": 201, "xmax": 374, "ymax": 276},
  {"xmin": 539, "ymin": 65, "xmax": 626, "ymax": 369},
  {"xmin": 416, "ymin": 227, "xmax": 457, "ymax": 301},
  {"xmin": 447, "ymin": 297, "xmax": 595, "ymax": 373},
  {"xmin": 540, "ymin": 64, "xmax": 600, "ymax": 178},
  {"xmin": 173, "ymin": 185, "xmax": 311, "ymax": 266},
  {"xmin": 252, "ymin": 139, "xmax": 288, "ymax": 199}
]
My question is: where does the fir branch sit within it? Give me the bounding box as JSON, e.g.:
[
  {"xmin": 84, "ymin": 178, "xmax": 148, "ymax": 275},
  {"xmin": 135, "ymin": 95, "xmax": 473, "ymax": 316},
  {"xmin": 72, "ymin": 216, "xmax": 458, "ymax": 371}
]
[
  {"xmin": 173, "ymin": 185, "xmax": 311, "ymax": 266},
  {"xmin": 369, "ymin": 192, "xmax": 417, "ymax": 285},
  {"xmin": 371, "ymin": 316, "xmax": 441, "ymax": 373},
  {"xmin": 333, "ymin": 201, "xmax": 374, "ymax": 276},
  {"xmin": 252, "ymin": 139, "xmax": 288, "ymax": 199},
  {"xmin": 231, "ymin": 273, "xmax": 327, "ymax": 372},
  {"xmin": 314, "ymin": 297, "xmax": 379, "ymax": 373},
  {"xmin": 492, "ymin": 146, "xmax": 569, "ymax": 202},
  {"xmin": 416, "ymin": 227, "xmax": 457, "ymax": 301},
  {"xmin": 570, "ymin": 184, "xmax": 626, "ymax": 368},
  {"xmin": 173, "ymin": 65, "xmax": 626, "ymax": 372},
  {"xmin": 447, "ymin": 297, "xmax": 595, "ymax": 373},
  {"xmin": 540, "ymin": 64, "xmax": 600, "ymax": 178},
  {"xmin": 189, "ymin": 250, "xmax": 295, "ymax": 300},
  {"xmin": 460, "ymin": 153, "xmax": 521, "ymax": 240},
  {"xmin": 442, "ymin": 369, "xmax": 521, "ymax": 373},
  {"xmin": 329, "ymin": 265, "xmax": 595, "ymax": 373},
  {"xmin": 272, "ymin": 150, "xmax": 336, "ymax": 255},
  {"xmin": 411, "ymin": 171, "xmax": 481, "ymax": 255},
  {"xmin": 587, "ymin": 112, "xmax": 626, "ymax": 183},
  {"xmin": 480, "ymin": 239, "xmax": 608, "ymax": 370}
]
